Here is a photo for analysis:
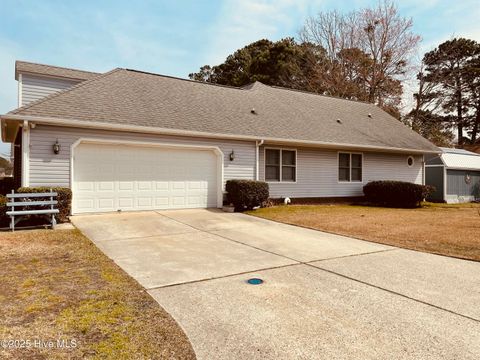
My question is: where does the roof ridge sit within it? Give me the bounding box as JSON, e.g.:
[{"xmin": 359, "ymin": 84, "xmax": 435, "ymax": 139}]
[
  {"xmin": 15, "ymin": 60, "xmax": 100, "ymax": 76},
  {"xmin": 125, "ymin": 68, "xmax": 246, "ymax": 91},
  {"xmin": 127, "ymin": 68, "xmax": 375, "ymax": 105},
  {"xmin": 10, "ymin": 68, "xmax": 122, "ymax": 115},
  {"xmin": 267, "ymin": 84, "xmax": 374, "ymax": 105}
]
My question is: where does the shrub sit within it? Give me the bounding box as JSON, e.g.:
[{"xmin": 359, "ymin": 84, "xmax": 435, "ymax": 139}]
[
  {"xmin": 0, "ymin": 195, "xmax": 7, "ymax": 227},
  {"xmin": 225, "ymin": 180, "xmax": 269, "ymax": 211},
  {"xmin": 17, "ymin": 187, "xmax": 72, "ymax": 222},
  {"xmin": 0, "ymin": 177, "xmax": 15, "ymax": 195},
  {"xmin": 363, "ymin": 181, "xmax": 435, "ymax": 208}
]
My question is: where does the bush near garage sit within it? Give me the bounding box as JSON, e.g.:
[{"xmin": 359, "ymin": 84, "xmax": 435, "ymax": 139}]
[
  {"xmin": 17, "ymin": 187, "xmax": 72, "ymax": 223},
  {"xmin": 0, "ymin": 177, "xmax": 15, "ymax": 195},
  {"xmin": 0, "ymin": 195, "xmax": 8, "ymax": 227},
  {"xmin": 363, "ymin": 180, "xmax": 435, "ymax": 208},
  {"xmin": 226, "ymin": 180, "xmax": 269, "ymax": 211}
]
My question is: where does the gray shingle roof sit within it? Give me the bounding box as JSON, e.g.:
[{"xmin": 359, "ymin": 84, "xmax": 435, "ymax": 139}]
[
  {"xmin": 8, "ymin": 68, "xmax": 439, "ymax": 152},
  {"xmin": 15, "ymin": 60, "xmax": 100, "ymax": 81}
]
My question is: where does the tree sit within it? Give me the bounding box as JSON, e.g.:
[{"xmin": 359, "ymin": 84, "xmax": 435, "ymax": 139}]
[
  {"xmin": 189, "ymin": 38, "xmax": 314, "ymax": 88},
  {"xmin": 404, "ymin": 65, "xmax": 454, "ymax": 146},
  {"xmin": 300, "ymin": 0, "xmax": 420, "ymax": 112},
  {"xmin": 0, "ymin": 157, "xmax": 12, "ymax": 176},
  {"xmin": 189, "ymin": 65, "xmax": 215, "ymax": 83},
  {"xmin": 464, "ymin": 55, "xmax": 480, "ymax": 143},
  {"xmin": 422, "ymin": 38, "xmax": 480, "ymax": 145}
]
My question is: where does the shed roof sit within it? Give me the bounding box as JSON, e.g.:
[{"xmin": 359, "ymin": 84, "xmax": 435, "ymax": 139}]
[{"xmin": 440, "ymin": 147, "xmax": 480, "ymax": 170}]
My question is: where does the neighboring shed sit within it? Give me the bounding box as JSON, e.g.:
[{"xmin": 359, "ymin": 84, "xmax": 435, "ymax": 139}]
[{"xmin": 425, "ymin": 148, "xmax": 480, "ymax": 203}]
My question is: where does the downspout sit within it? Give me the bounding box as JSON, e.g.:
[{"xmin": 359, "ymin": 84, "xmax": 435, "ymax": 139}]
[{"xmin": 256, "ymin": 139, "xmax": 264, "ymax": 180}]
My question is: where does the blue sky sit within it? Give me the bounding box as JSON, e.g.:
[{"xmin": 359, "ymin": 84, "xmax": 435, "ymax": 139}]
[{"xmin": 1, "ymin": 0, "xmax": 479, "ymax": 156}]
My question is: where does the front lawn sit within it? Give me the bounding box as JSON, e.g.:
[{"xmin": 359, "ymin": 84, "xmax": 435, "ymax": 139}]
[
  {"xmin": 0, "ymin": 229, "xmax": 196, "ymax": 359},
  {"xmin": 248, "ymin": 203, "xmax": 480, "ymax": 261}
]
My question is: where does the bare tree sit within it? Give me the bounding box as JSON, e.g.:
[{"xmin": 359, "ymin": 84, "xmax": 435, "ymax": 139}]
[{"xmin": 300, "ymin": 0, "xmax": 420, "ymax": 110}]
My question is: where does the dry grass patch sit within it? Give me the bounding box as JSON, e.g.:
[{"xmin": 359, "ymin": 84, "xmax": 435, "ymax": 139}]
[
  {"xmin": 248, "ymin": 203, "xmax": 480, "ymax": 261},
  {"xmin": 0, "ymin": 229, "xmax": 196, "ymax": 359}
]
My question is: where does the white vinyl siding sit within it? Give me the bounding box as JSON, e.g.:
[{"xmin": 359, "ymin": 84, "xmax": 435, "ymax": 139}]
[
  {"xmin": 20, "ymin": 74, "xmax": 79, "ymax": 106},
  {"xmin": 259, "ymin": 145, "xmax": 423, "ymax": 198},
  {"xmin": 28, "ymin": 125, "xmax": 256, "ymax": 188}
]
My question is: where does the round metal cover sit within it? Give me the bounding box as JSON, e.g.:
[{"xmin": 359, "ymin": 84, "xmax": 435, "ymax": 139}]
[{"xmin": 247, "ymin": 278, "xmax": 264, "ymax": 285}]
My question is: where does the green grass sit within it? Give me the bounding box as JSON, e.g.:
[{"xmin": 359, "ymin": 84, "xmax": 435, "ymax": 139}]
[{"xmin": 0, "ymin": 229, "xmax": 196, "ymax": 359}]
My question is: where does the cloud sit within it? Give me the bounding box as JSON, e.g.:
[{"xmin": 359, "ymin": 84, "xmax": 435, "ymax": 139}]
[{"xmin": 202, "ymin": 0, "xmax": 324, "ymax": 66}]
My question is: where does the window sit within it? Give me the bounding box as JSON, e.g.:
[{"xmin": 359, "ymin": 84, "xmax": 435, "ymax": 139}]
[
  {"xmin": 265, "ymin": 149, "xmax": 280, "ymax": 181},
  {"xmin": 407, "ymin": 156, "xmax": 414, "ymax": 167},
  {"xmin": 265, "ymin": 149, "xmax": 296, "ymax": 182},
  {"xmin": 338, "ymin": 152, "xmax": 362, "ymax": 182},
  {"xmin": 338, "ymin": 153, "xmax": 350, "ymax": 181}
]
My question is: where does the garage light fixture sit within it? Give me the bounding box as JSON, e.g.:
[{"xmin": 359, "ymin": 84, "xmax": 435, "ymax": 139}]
[
  {"xmin": 53, "ymin": 139, "xmax": 60, "ymax": 155},
  {"xmin": 229, "ymin": 150, "xmax": 235, "ymax": 161}
]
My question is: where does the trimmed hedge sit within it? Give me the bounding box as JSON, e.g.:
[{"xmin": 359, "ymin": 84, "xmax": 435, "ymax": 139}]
[
  {"xmin": 17, "ymin": 187, "xmax": 72, "ymax": 222},
  {"xmin": 225, "ymin": 180, "xmax": 269, "ymax": 211},
  {"xmin": 363, "ymin": 181, "xmax": 435, "ymax": 208}
]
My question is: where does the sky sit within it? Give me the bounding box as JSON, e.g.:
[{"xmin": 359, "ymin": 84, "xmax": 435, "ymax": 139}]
[{"xmin": 0, "ymin": 0, "xmax": 479, "ymax": 156}]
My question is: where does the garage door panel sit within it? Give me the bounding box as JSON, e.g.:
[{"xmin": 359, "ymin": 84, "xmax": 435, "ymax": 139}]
[
  {"xmin": 155, "ymin": 182, "xmax": 169, "ymax": 190},
  {"xmin": 119, "ymin": 182, "xmax": 134, "ymax": 191},
  {"xmin": 98, "ymin": 198, "xmax": 115, "ymax": 210},
  {"xmin": 73, "ymin": 143, "xmax": 218, "ymax": 214},
  {"xmin": 118, "ymin": 197, "xmax": 135, "ymax": 208}
]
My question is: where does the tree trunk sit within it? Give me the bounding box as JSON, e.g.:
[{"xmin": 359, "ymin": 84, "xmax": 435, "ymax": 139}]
[
  {"xmin": 471, "ymin": 109, "xmax": 480, "ymax": 144},
  {"xmin": 456, "ymin": 81, "xmax": 463, "ymax": 146}
]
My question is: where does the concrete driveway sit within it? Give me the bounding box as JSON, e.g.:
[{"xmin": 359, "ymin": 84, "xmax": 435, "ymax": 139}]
[{"xmin": 72, "ymin": 209, "xmax": 480, "ymax": 360}]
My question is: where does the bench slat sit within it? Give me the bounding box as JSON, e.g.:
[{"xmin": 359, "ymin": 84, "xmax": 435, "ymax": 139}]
[
  {"xmin": 7, "ymin": 192, "xmax": 57, "ymax": 198},
  {"xmin": 7, "ymin": 209, "xmax": 59, "ymax": 216},
  {"xmin": 7, "ymin": 200, "xmax": 58, "ymax": 207}
]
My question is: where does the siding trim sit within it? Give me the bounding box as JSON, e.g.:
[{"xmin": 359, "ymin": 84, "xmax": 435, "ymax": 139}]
[
  {"xmin": 21, "ymin": 120, "xmax": 30, "ymax": 187},
  {"xmin": 443, "ymin": 166, "xmax": 447, "ymax": 200},
  {"xmin": 18, "ymin": 73, "xmax": 22, "ymax": 107},
  {"xmin": 422, "ymin": 155, "xmax": 425, "ymax": 185},
  {"xmin": 70, "ymin": 138, "xmax": 225, "ymax": 214}
]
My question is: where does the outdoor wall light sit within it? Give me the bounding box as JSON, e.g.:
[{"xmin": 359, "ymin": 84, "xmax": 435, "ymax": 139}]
[
  {"xmin": 229, "ymin": 150, "xmax": 235, "ymax": 161},
  {"xmin": 53, "ymin": 139, "xmax": 61, "ymax": 155}
]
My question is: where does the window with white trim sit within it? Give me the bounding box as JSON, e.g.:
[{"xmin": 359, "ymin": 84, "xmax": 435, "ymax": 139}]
[
  {"xmin": 265, "ymin": 149, "xmax": 296, "ymax": 182},
  {"xmin": 338, "ymin": 152, "xmax": 362, "ymax": 182}
]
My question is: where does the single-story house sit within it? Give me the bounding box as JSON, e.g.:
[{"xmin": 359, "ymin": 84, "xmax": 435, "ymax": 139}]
[
  {"xmin": 1, "ymin": 61, "xmax": 440, "ymax": 214},
  {"xmin": 425, "ymin": 147, "xmax": 480, "ymax": 203}
]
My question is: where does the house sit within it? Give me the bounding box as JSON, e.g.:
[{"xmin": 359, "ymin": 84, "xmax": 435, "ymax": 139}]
[
  {"xmin": 425, "ymin": 148, "xmax": 480, "ymax": 203},
  {"xmin": 1, "ymin": 61, "xmax": 440, "ymax": 214}
]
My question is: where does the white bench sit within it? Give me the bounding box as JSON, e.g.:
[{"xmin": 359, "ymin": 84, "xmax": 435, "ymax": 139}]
[{"xmin": 6, "ymin": 190, "xmax": 59, "ymax": 231}]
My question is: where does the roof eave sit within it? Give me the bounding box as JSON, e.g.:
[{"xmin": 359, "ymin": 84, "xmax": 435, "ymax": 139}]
[{"xmin": 1, "ymin": 113, "xmax": 441, "ymax": 154}]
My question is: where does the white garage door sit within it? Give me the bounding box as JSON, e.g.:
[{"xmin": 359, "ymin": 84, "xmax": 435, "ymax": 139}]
[{"xmin": 73, "ymin": 142, "xmax": 219, "ymax": 214}]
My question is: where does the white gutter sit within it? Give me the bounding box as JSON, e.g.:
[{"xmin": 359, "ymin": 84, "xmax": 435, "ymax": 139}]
[
  {"xmin": 256, "ymin": 139, "xmax": 264, "ymax": 180},
  {"xmin": 1, "ymin": 114, "xmax": 441, "ymax": 155}
]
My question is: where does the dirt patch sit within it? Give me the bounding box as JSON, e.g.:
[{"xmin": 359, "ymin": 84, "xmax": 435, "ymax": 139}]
[
  {"xmin": 248, "ymin": 203, "xmax": 480, "ymax": 261},
  {"xmin": 0, "ymin": 229, "xmax": 196, "ymax": 359}
]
